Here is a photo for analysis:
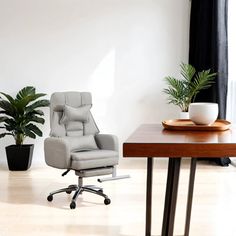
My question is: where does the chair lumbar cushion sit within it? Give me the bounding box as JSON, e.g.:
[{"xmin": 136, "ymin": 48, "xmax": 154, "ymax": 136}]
[
  {"xmin": 64, "ymin": 135, "xmax": 98, "ymax": 152},
  {"xmin": 60, "ymin": 105, "xmax": 91, "ymax": 124}
]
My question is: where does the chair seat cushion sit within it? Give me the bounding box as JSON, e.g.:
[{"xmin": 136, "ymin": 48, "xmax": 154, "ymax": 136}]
[{"xmin": 71, "ymin": 150, "xmax": 118, "ymax": 170}]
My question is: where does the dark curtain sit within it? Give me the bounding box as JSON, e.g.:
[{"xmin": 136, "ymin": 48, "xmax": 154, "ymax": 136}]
[{"xmin": 189, "ymin": 0, "xmax": 230, "ymax": 166}]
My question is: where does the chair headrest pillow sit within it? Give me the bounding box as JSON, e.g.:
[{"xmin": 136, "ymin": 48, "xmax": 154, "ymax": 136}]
[{"xmin": 60, "ymin": 105, "xmax": 91, "ymax": 124}]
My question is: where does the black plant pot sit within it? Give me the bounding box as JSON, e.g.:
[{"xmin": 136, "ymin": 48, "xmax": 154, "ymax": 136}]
[{"xmin": 5, "ymin": 144, "xmax": 34, "ymax": 171}]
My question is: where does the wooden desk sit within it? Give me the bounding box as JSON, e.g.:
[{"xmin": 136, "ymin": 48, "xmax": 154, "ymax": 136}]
[{"xmin": 123, "ymin": 124, "xmax": 236, "ymax": 236}]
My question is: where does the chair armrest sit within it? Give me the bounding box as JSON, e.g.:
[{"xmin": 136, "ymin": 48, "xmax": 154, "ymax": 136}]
[
  {"xmin": 44, "ymin": 137, "xmax": 71, "ymax": 169},
  {"xmin": 95, "ymin": 134, "xmax": 119, "ymax": 152}
]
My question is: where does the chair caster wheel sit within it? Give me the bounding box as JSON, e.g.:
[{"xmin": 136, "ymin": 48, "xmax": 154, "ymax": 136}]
[
  {"xmin": 104, "ymin": 198, "xmax": 111, "ymax": 205},
  {"xmin": 47, "ymin": 195, "xmax": 53, "ymax": 202},
  {"xmin": 66, "ymin": 190, "xmax": 72, "ymax": 194},
  {"xmin": 70, "ymin": 201, "xmax": 76, "ymax": 209}
]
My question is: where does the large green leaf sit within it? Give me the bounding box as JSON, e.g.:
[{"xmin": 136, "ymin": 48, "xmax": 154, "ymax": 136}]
[
  {"xmin": 26, "ymin": 123, "xmax": 43, "ymax": 137},
  {"xmin": 23, "ymin": 128, "xmax": 36, "ymax": 139},
  {"xmin": 0, "ymin": 100, "xmax": 16, "ymax": 117},
  {"xmin": 25, "ymin": 99, "xmax": 50, "ymax": 113},
  {"xmin": 14, "ymin": 87, "xmax": 49, "ymax": 114},
  {"xmin": 0, "ymin": 116, "xmax": 9, "ymax": 123},
  {"xmin": 16, "ymin": 93, "xmax": 47, "ymax": 107},
  {"xmin": 16, "ymin": 86, "xmax": 35, "ymax": 100},
  {"xmin": 32, "ymin": 109, "xmax": 44, "ymax": 116},
  {"xmin": 0, "ymin": 92, "xmax": 15, "ymax": 104},
  {"xmin": 14, "ymin": 95, "xmax": 42, "ymax": 113},
  {"xmin": 24, "ymin": 114, "xmax": 45, "ymax": 124},
  {"xmin": 0, "ymin": 132, "xmax": 13, "ymax": 138},
  {"xmin": 5, "ymin": 119, "xmax": 18, "ymax": 132}
]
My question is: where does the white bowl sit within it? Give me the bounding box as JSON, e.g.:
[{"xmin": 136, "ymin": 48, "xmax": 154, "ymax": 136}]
[{"xmin": 189, "ymin": 103, "xmax": 219, "ymax": 125}]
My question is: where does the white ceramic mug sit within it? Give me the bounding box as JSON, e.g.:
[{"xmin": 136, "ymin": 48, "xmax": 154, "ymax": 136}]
[{"xmin": 189, "ymin": 103, "xmax": 219, "ymax": 125}]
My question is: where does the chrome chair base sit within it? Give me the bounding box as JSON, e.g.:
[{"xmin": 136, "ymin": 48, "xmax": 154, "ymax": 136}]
[{"xmin": 47, "ymin": 178, "xmax": 111, "ymax": 209}]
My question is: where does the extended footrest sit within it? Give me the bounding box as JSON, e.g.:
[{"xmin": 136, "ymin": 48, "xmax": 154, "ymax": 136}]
[{"xmin": 75, "ymin": 167, "xmax": 113, "ymax": 177}]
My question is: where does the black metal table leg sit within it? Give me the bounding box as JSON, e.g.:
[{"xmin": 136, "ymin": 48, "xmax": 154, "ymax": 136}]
[
  {"xmin": 161, "ymin": 158, "xmax": 181, "ymax": 236},
  {"xmin": 184, "ymin": 158, "xmax": 197, "ymax": 236},
  {"xmin": 145, "ymin": 158, "xmax": 153, "ymax": 236}
]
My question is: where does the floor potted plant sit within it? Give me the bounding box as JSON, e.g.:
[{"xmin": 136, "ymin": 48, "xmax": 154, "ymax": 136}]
[
  {"xmin": 163, "ymin": 63, "xmax": 217, "ymax": 118},
  {"xmin": 0, "ymin": 86, "xmax": 50, "ymax": 170}
]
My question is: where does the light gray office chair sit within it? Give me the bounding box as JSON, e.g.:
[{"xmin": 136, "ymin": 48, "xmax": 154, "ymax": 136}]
[{"xmin": 44, "ymin": 92, "xmax": 119, "ymax": 209}]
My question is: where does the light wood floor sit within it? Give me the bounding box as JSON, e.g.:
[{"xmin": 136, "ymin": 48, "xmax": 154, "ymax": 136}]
[{"xmin": 0, "ymin": 158, "xmax": 236, "ymax": 236}]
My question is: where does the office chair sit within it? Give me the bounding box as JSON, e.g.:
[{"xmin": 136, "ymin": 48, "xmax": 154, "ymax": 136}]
[{"xmin": 44, "ymin": 92, "xmax": 119, "ymax": 209}]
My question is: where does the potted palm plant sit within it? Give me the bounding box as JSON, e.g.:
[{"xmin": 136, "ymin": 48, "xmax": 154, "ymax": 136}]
[
  {"xmin": 163, "ymin": 63, "xmax": 216, "ymax": 116},
  {"xmin": 0, "ymin": 86, "xmax": 50, "ymax": 170}
]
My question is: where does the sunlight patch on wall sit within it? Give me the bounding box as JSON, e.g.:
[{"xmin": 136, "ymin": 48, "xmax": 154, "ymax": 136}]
[
  {"xmin": 227, "ymin": 0, "xmax": 236, "ymax": 122},
  {"xmin": 89, "ymin": 49, "xmax": 116, "ymax": 116}
]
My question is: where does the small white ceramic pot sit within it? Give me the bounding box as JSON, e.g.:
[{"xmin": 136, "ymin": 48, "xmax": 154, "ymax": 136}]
[
  {"xmin": 189, "ymin": 102, "xmax": 219, "ymax": 125},
  {"xmin": 179, "ymin": 112, "xmax": 189, "ymax": 119}
]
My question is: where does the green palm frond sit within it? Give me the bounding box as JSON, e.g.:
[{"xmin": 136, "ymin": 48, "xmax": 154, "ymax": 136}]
[
  {"xmin": 164, "ymin": 75, "xmax": 189, "ymax": 111},
  {"xmin": 164, "ymin": 77, "xmax": 184, "ymax": 90},
  {"xmin": 190, "ymin": 70, "xmax": 216, "ymax": 102},
  {"xmin": 180, "ymin": 63, "xmax": 196, "ymax": 83}
]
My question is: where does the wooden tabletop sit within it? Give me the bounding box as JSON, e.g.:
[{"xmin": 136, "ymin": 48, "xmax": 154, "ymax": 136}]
[{"xmin": 123, "ymin": 124, "xmax": 236, "ymax": 158}]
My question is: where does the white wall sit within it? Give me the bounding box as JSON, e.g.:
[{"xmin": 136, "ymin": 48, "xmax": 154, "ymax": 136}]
[{"xmin": 0, "ymin": 0, "xmax": 191, "ymax": 167}]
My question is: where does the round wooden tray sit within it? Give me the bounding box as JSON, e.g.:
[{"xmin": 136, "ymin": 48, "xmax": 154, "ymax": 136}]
[{"xmin": 162, "ymin": 119, "xmax": 231, "ymax": 131}]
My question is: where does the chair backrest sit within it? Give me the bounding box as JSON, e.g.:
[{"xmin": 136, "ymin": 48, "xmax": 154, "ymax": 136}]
[{"xmin": 49, "ymin": 92, "xmax": 99, "ymax": 137}]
